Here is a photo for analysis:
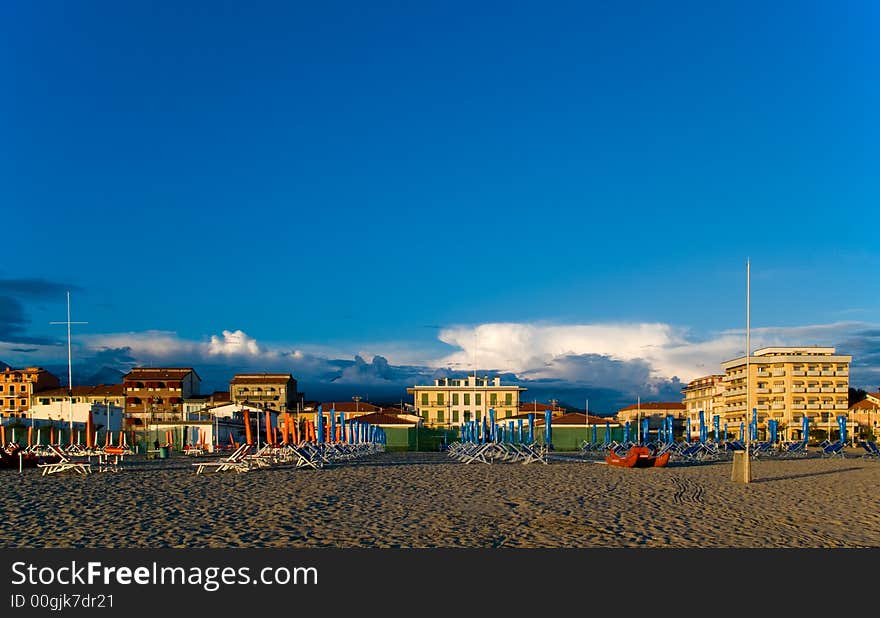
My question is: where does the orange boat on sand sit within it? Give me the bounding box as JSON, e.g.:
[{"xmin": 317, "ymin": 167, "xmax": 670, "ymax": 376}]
[{"xmin": 605, "ymin": 445, "xmax": 670, "ymax": 468}]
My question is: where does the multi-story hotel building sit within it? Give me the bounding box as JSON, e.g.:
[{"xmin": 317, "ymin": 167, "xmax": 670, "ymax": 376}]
[
  {"xmin": 123, "ymin": 368, "xmax": 201, "ymax": 425},
  {"xmin": 849, "ymin": 392, "xmax": 880, "ymax": 440},
  {"xmin": 721, "ymin": 347, "xmax": 851, "ymax": 441},
  {"xmin": 229, "ymin": 373, "xmax": 297, "ymax": 413},
  {"xmin": 1, "ymin": 367, "xmax": 60, "ymax": 418},
  {"xmin": 407, "ymin": 375, "xmax": 526, "ymax": 428},
  {"xmin": 681, "ymin": 375, "xmax": 726, "ymax": 436}
]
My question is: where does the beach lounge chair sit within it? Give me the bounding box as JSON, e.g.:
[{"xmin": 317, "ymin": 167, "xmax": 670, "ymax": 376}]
[
  {"xmin": 192, "ymin": 444, "xmax": 253, "ymax": 473},
  {"xmin": 820, "ymin": 441, "xmax": 846, "ymax": 459},
  {"xmin": 37, "ymin": 445, "xmax": 92, "ymax": 476},
  {"xmin": 859, "ymin": 441, "xmax": 880, "ymax": 459}
]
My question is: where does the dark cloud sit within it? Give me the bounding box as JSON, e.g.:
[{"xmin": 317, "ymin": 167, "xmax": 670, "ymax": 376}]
[
  {"xmin": 0, "ymin": 278, "xmax": 80, "ymax": 299},
  {"xmin": 10, "ymin": 348, "xmax": 38, "ymax": 353},
  {"xmin": 0, "ymin": 296, "xmax": 61, "ymax": 345}
]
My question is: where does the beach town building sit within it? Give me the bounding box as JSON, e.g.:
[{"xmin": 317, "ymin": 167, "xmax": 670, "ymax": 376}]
[
  {"xmin": 615, "ymin": 402, "xmax": 687, "ymax": 437},
  {"xmin": 229, "ymin": 373, "xmax": 297, "ymax": 413},
  {"xmin": 33, "ymin": 383, "xmax": 126, "ymax": 409},
  {"xmin": 319, "ymin": 401, "xmax": 381, "ymax": 418},
  {"xmin": 721, "ymin": 347, "xmax": 852, "ymax": 442},
  {"xmin": 849, "ymin": 392, "xmax": 880, "ymax": 440},
  {"xmin": 681, "ymin": 375, "xmax": 726, "ymax": 438},
  {"xmin": 182, "ymin": 391, "xmax": 231, "ymax": 417},
  {"xmin": 407, "ymin": 375, "xmax": 527, "ymax": 428},
  {"xmin": 518, "ymin": 401, "xmax": 566, "ymax": 416},
  {"xmin": 25, "ymin": 401, "xmax": 124, "ymax": 432},
  {"xmin": 123, "ymin": 367, "xmax": 201, "ymax": 427},
  {"xmin": 1, "ymin": 366, "xmax": 60, "ymax": 419}
]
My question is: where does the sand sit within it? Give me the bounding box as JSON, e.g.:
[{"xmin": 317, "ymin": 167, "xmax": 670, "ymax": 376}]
[{"xmin": 2, "ymin": 450, "xmax": 879, "ymax": 548}]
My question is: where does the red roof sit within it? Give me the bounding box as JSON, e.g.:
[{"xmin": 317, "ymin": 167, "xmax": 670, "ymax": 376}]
[
  {"xmin": 851, "ymin": 399, "xmax": 880, "ymax": 410},
  {"xmin": 519, "ymin": 402, "xmax": 564, "ymax": 412},
  {"xmin": 617, "ymin": 402, "xmax": 685, "ymax": 412},
  {"xmin": 124, "ymin": 368, "xmax": 197, "ymax": 380},
  {"xmin": 230, "ymin": 374, "xmax": 294, "ymax": 384}
]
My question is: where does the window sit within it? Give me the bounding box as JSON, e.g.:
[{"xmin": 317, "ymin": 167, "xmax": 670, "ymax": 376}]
[
  {"xmin": 464, "ymin": 393, "xmax": 470, "ymax": 405},
  {"xmin": 437, "ymin": 409, "xmax": 444, "ymax": 423},
  {"xmin": 421, "ymin": 410, "xmax": 428, "ymax": 421},
  {"xmin": 0, "ymin": 385, "xmax": 3, "ymax": 391},
  {"xmin": 437, "ymin": 393, "xmax": 444, "ymax": 406},
  {"xmin": 464, "ymin": 411, "xmax": 471, "ymax": 421},
  {"xmin": 490, "ymin": 393, "xmax": 497, "ymax": 406},
  {"xmin": 475, "ymin": 394, "xmax": 482, "ymax": 405},
  {"xmin": 452, "ymin": 410, "xmax": 459, "ymax": 423},
  {"xmin": 421, "ymin": 393, "xmax": 428, "ymax": 406},
  {"xmin": 505, "ymin": 410, "xmax": 512, "ymax": 418},
  {"xmin": 452, "ymin": 393, "xmax": 459, "ymax": 405},
  {"xmin": 20, "ymin": 385, "xmax": 26, "ymax": 392},
  {"xmin": 505, "ymin": 393, "xmax": 512, "ymax": 405}
]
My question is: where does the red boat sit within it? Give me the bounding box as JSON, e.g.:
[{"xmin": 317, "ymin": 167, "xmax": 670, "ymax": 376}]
[{"xmin": 605, "ymin": 445, "xmax": 670, "ymax": 468}]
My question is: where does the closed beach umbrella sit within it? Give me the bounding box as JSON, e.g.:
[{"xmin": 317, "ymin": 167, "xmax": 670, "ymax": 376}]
[
  {"xmin": 528, "ymin": 413, "xmax": 535, "ymax": 444},
  {"xmin": 330, "ymin": 408, "xmax": 336, "ymax": 444},
  {"xmin": 739, "ymin": 422, "xmax": 744, "ymax": 441},
  {"xmin": 698, "ymin": 410, "xmax": 706, "ymax": 444},
  {"xmin": 591, "ymin": 422, "xmax": 597, "ymax": 445},
  {"xmin": 508, "ymin": 421, "xmax": 514, "ymax": 444},
  {"xmin": 489, "ymin": 408, "xmax": 496, "ymax": 442},
  {"xmin": 243, "ymin": 409, "xmax": 252, "ymax": 445},
  {"xmin": 641, "ymin": 417, "xmax": 649, "ymax": 444},
  {"xmin": 801, "ymin": 415, "xmax": 809, "ymax": 442},
  {"xmin": 518, "ymin": 419, "xmax": 524, "ymax": 444},
  {"xmin": 544, "ymin": 409, "xmax": 552, "ymax": 448},
  {"xmin": 837, "ymin": 416, "xmax": 846, "ymax": 444},
  {"xmin": 623, "ymin": 421, "xmax": 630, "ymax": 444},
  {"xmin": 316, "ymin": 406, "xmax": 324, "ymax": 444},
  {"xmin": 768, "ymin": 419, "xmax": 777, "ymax": 444},
  {"xmin": 666, "ymin": 416, "xmax": 674, "ymax": 444},
  {"xmin": 604, "ymin": 420, "xmax": 611, "ymax": 445},
  {"xmin": 686, "ymin": 416, "xmax": 691, "ymax": 442},
  {"xmin": 713, "ymin": 415, "xmax": 720, "ymax": 443}
]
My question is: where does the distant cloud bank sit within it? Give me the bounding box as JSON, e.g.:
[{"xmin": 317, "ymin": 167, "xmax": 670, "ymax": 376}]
[{"xmin": 2, "ymin": 317, "xmax": 877, "ymax": 414}]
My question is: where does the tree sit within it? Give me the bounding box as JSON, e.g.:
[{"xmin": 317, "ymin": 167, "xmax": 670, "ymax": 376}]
[{"xmin": 848, "ymin": 387, "xmax": 867, "ymax": 407}]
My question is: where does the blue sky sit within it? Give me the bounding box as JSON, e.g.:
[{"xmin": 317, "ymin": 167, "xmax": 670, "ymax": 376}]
[{"xmin": 2, "ymin": 1, "xmax": 879, "ymax": 411}]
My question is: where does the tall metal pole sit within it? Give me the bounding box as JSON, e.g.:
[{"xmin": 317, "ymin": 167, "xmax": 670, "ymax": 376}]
[
  {"xmin": 637, "ymin": 395, "xmax": 641, "ymax": 443},
  {"xmin": 743, "ymin": 259, "xmax": 752, "ymax": 481}
]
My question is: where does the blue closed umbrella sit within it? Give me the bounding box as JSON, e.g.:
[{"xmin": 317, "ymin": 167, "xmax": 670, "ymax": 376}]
[
  {"xmin": 527, "ymin": 414, "xmax": 535, "ymax": 444},
  {"xmin": 837, "ymin": 416, "xmax": 847, "ymax": 444},
  {"xmin": 641, "ymin": 417, "xmax": 649, "ymax": 444},
  {"xmin": 517, "ymin": 419, "xmax": 523, "ymax": 444},
  {"xmin": 604, "ymin": 420, "xmax": 611, "ymax": 445},
  {"xmin": 699, "ymin": 410, "xmax": 706, "ymax": 444},
  {"xmin": 739, "ymin": 422, "xmax": 744, "ymax": 441},
  {"xmin": 686, "ymin": 416, "xmax": 692, "ymax": 442},
  {"xmin": 316, "ymin": 405, "xmax": 325, "ymax": 444},
  {"xmin": 802, "ymin": 414, "xmax": 809, "ymax": 443},
  {"xmin": 713, "ymin": 415, "xmax": 720, "ymax": 443},
  {"xmin": 724, "ymin": 422, "xmax": 728, "ymax": 441},
  {"xmin": 667, "ymin": 416, "xmax": 674, "ymax": 444},
  {"xmin": 544, "ymin": 409, "xmax": 553, "ymax": 448},
  {"xmin": 591, "ymin": 422, "xmax": 597, "ymax": 445},
  {"xmin": 768, "ymin": 419, "xmax": 777, "ymax": 443},
  {"xmin": 623, "ymin": 421, "xmax": 630, "ymax": 444},
  {"xmin": 330, "ymin": 407, "xmax": 336, "ymax": 443}
]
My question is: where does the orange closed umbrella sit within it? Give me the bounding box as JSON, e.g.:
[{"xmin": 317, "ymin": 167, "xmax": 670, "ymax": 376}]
[
  {"xmin": 282, "ymin": 413, "xmax": 290, "ymax": 445},
  {"xmin": 265, "ymin": 410, "xmax": 272, "ymax": 446},
  {"xmin": 86, "ymin": 409, "xmax": 94, "ymax": 448},
  {"xmin": 27, "ymin": 426, "xmax": 33, "ymax": 447},
  {"xmin": 243, "ymin": 409, "xmax": 252, "ymax": 445}
]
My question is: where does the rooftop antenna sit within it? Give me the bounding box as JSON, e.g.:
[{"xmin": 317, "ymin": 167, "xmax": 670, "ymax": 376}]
[{"xmin": 50, "ymin": 291, "xmax": 87, "ymax": 440}]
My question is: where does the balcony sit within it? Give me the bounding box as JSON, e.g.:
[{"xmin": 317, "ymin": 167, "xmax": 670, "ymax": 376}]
[
  {"xmin": 791, "ymin": 387, "xmax": 805, "ymax": 393},
  {"xmin": 755, "ymin": 388, "xmax": 769, "ymax": 394},
  {"xmin": 806, "ymin": 404, "xmax": 820, "ymax": 410},
  {"xmin": 772, "ymin": 370, "xmax": 786, "ymax": 377},
  {"xmin": 806, "ymin": 371, "xmax": 820, "ymax": 376},
  {"xmin": 756, "ymin": 404, "xmax": 769, "ymax": 410},
  {"xmin": 771, "ymin": 387, "xmax": 785, "ymax": 393},
  {"xmin": 835, "ymin": 404, "xmax": 848, "ymax": 410},
  {"xmin": 820, "ymin": 388, "xmax": 834, "ymax": 393},
  {"xmin": 820, "ymin": 371, "xmax": 835, "ymax": 376},
  {"xmin": 806, "ymin": 388, "xmax": 820, "ymax": 393},
  {"xmin": 835, "ymin": 370, "xmax": 848, "ymax": 376},
  {"xmin": 792, "ymin": 404, "xmax": 805, "ymax": 410},
  {"xmin": 772, "ymin": 403, "xmax": 785, "ymax": 409},
  {"xmin": 791, "ymin": 370, "xmax": 805, "ymax": 376}
]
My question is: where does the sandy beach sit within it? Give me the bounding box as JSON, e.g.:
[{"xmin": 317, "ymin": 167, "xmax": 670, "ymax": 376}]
[{"xmin": 2, "ymin": 450, "xmax": 879, "ymax": 548}]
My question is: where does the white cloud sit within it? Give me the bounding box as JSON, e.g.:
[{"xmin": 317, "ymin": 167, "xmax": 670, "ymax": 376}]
[
  {"xmin": 207, "ymin": 330, "xmax": 262, "ymax": 357},
  {"xmin": 435, "ymin": 321, "xmax": 876, "ymax": 384}
]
